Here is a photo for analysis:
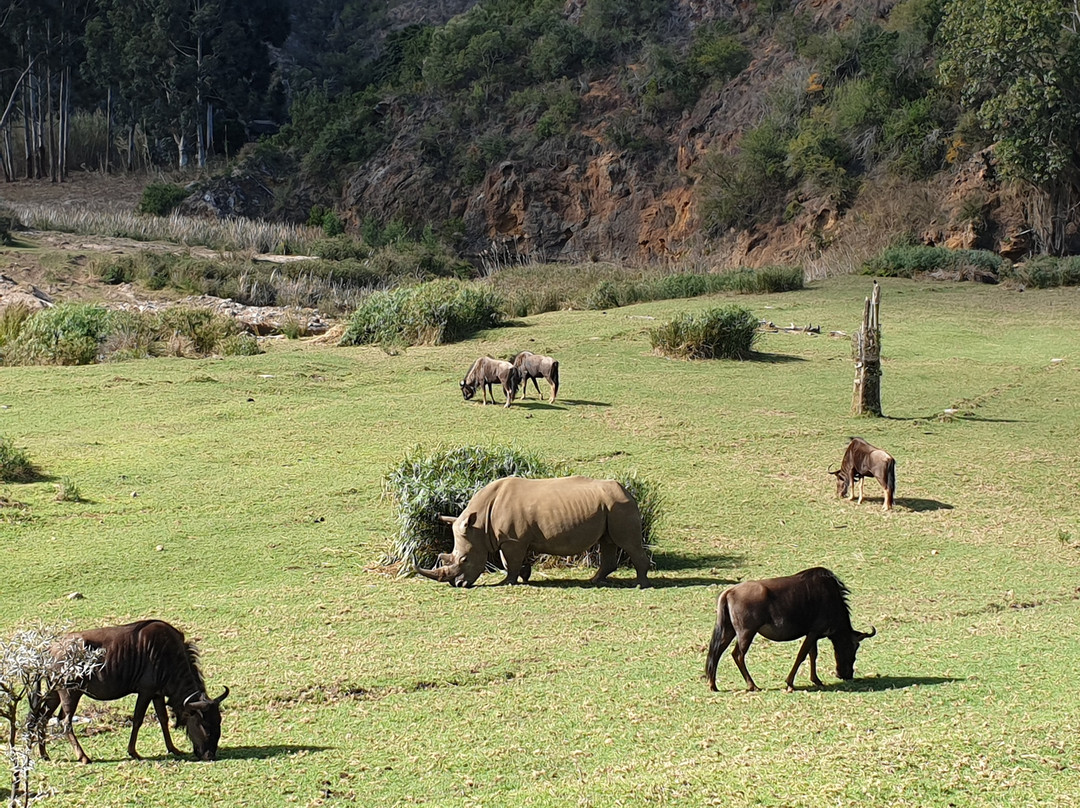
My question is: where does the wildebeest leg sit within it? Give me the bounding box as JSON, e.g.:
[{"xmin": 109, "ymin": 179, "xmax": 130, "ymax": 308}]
[
  {"xmin": 152, "ymin": 695, "xmax": 183, "ymax": 756},
  {"xmin": 36, "ymin": 690, "xmax": 61, "ymax": 760},
  {"xmin": 857, "ymin": 476, "xmax": 865, "ymax": 505},
  {"xmin": 589, "ymin": 537, "xmax": 622, "ymax": 584},
  {"xmin": 785, "ymin": 636, "xmax": 822, "ymax": 692},
  {"xmin": 502, "ymin": 381, "xmax": 514, "ymax": 408},
  {"xmin": 731, "ymin": 633, "xmax": 760, "ymax": 692},
  {"xmin": 57, "ymin": 690, "xmax": 91, "ymax": 764},
  {"xmin": 126, "ymin": 692, "xmax": 156, "ymax": 760}
]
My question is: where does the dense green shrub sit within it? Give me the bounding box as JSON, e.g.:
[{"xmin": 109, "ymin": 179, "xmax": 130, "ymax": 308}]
[
  {"xmin": 650, "ymin": 304, "xmax": 759, "ymax": 360},
  {"xmin": 311, "ymin": 236, "xmax": 370, "ymax": 261},
  {"xmin": 4, "ymin": 303, "xmax": 115, "ymax": 365},
  {"xmin": 382, "ymin": 444, "xmax": 661, "ymax": 574},
  {"xmin": 160, "ymin": 308, "xmax": 241, "ymax": 355},
  {"xmin": 699, "ymin": 120, "xmax": 793, "ymax": 232},
  {"xmin": 340, "ymin": 279, "xmax": 504, "ymax": 347},
  {"xmin": 0, "ymin": 204, "xmax": 21, "ymax": 245},
  {"xmin": 218, "ymin": 333, "xmax": 262, "ymax": 356},
  {"xmin": 721, "ymin": 265, "xmax": 804, "ymax": 294},
  {"xmin": 1005, "ymin": 256, "xmax": 1080, "ymax": 289},
  {"xmin": 862, "ymin": 245, "xmax": 1005, "ymax": 279},
  {"xmin": 137, "ymin": 182, "xmax": 189, "ymax": 216},
  {"xmin": 0, "ymin": 436, "xmax": 40, "ymax": 482}
]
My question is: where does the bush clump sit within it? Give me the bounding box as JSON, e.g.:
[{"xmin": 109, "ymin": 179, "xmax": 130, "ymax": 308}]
[
  {"xmin": 1005, "ymin": 255, "xmax": 1080, "ymax": 289},
  {"xmin": 862, "ymin": 245, "xmax": 1006, "ymax": 280},
  {"xmin": 0, "ymin": 204, "xmax": 22, "ymax": 245},
  {"xmin": 650, "ymin": 304, "xmax": 759, "ymax": 360},
  {"xmin": 340, "ymin": 279, "xmax": 503, "ymax": 348},
  {"xmin": 0, "ymin": 436, "xmax": 40, "ymax": 482},
  {"xmin": 137, "ymin": 182, "xmax": 190, "ymax": 216},
  {"xmin": 382, "ymin": 445, "xmax": 661, "ymax": 576},
  {"xmin": 4, "ymin": 303, "xmax": 115, "ymax": 365}
]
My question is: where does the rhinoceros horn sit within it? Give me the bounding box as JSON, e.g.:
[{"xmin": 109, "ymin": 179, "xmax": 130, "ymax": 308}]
[
  {"xmin": 417, "ymin": 564, "xmax": 459, "ymax": 582},
  {"xmin": 437, "ymin": 515, "xmax": 457, "ymax": 524}
]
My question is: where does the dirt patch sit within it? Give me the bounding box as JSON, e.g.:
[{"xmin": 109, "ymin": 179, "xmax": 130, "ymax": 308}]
[{"xmin": 0, "ymin": 173, "xmax": 147, "ymax": 211}]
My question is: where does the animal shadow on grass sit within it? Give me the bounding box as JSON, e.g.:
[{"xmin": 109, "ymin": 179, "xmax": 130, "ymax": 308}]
[
  {"xmin": 896, "ymin": 497, "xmax": 953, "ymax": 512},
  {"xmin": 745, "ymin": 352, "xmax": 807, "ymax": 364},
  {"xmin": 522, "ymin": 551, "xmax": 743, "ymax": 589},
  {"xmin": 832, "ymin": 675, "xmax": 961, "ymax": 693},
  {"xmin": 223, "ymin": 744, "xmax": 333, "ymax": 760}
]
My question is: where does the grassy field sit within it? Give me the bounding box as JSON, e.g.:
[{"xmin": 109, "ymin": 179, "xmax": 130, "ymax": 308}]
[{"xmin": 1, "ymin": 275, "xmax": 1078, "ymax": 806}]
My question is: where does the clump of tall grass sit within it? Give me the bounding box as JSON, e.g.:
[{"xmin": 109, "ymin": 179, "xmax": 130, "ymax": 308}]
[
  {"xmin": 1004, "ymin": 255, "xmax": 1080, "ymax": 289},
  {"xmin": 54, "ymin": 477, "xmax": 84, "ymax": 503},
  {"xmin": 861, "ymin": 245, "xmax": 1006, "ymax": 280},
  {"xmin": 650, "ymin": 305, "xmax": 759, "ymax": 360},
  {"xmin": 585, "ymin": 266, "xmax": 803, "ymax": 310},
  {"xmin": 340, "ymin": 279, "xmax": 504, "ymax": 348},
  {"xmin": 0, "ymin": 436, "xmax": 40, "ymax": 483},
  {"xmin": 2, "ymin": 304, "xmax": 254, "ymax": 365},
  {"xmin": 0, "ymin": 304, "xmax": 33, "ymax": 357},
  {"xmin": 6, "ymin": 202, "xmax": 321, "ymax": 254},
  {"xmin": 382, "ymin": 445, "xmax": 661, "ymax": 575}
]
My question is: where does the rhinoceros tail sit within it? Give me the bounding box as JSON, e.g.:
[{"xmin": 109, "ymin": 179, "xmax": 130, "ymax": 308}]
[{"xmin": 705, "ymin": 591, "xmax": 735, "ymax": 691}]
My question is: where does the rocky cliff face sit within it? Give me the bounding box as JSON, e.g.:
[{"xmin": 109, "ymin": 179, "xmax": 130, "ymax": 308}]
[{"xmin": 338, "ymin": 0, "xmax": 924, "ymax": 267}]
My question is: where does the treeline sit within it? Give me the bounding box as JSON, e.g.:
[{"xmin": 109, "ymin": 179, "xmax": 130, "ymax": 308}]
[{"xmin": 0, "ymin": 0, "xmax": 288, "ymax": 180}]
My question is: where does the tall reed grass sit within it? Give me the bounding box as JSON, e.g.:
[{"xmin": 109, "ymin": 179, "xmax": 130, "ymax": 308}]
[
  {"xmin": 6, "ymin": 202, "xmax": 321, "ymax": 254},
  {"xmin": 649, "ymin": 304, "xmax": 760, "ymax": 360}
]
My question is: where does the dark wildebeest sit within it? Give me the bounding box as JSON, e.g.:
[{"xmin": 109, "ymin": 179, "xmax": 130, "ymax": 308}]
[
  {"xmin": 829, "ymin": 437, "xmax": 896, "ymax": 511},
  {"xmin": 706, "ymin": 567, "xmax": 876, "ymax": 692},
  {"xmin": 511, "ymin": 351, "xmax": 560, "ymax": 403},
  {"xmin": 461, "ymin": 357, "xmax": 520, "ymax": 408},
  {"xmin": 37, "ymin": 620, "xmax": 229, "ymax": 763}
]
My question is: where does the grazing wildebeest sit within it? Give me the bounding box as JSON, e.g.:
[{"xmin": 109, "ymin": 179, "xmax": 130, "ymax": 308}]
[
  {"xmin": 461, "ymin": 356, "xmax": 520, "ymax": 408},
  {"xmin": 511, "ymin": 351, "xmax": 560, "ymax": 403},
  {"xmin": 706, "ymin": 567, "xmax": 875, "ymax": 692},
  {"xmin": 829, "ymin": 437, "xmax": 896, "ymax": 510},
  {"xmin": 417, "ymin": 476, "xmax": 651, "ymax": 588},
  {"xmin": 37, "ymin": 620, "xmax": 229, "ymax": 763}
]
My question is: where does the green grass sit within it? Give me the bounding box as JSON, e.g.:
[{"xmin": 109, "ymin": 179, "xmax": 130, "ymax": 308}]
[{"xmin": 1, "ymin": 276, "xmax": 1079, "ymax": 806}]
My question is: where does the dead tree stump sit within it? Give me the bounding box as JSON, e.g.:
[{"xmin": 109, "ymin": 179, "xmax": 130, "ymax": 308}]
[{"xmin": 851, "ymin": 281, "xmax": 882, "ymax": 416}]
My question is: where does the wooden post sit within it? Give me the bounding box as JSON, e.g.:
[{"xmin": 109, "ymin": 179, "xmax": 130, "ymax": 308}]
[{"xmin": 851, "ymin": 281, "xmax": 882, "ymax": 416}]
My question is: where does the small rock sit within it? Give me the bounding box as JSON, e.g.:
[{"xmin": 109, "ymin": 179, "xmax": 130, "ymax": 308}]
[
  {"xmin": 131, "ymin": 491, "xmax": 138, "ymax": 498},
  {"xmin": 155, "ymin": 545, "xmax": 164, "ymax": 552},
  {"xmin": 67, "ymin": 592, "xmax": 84, "ymax": 600}
]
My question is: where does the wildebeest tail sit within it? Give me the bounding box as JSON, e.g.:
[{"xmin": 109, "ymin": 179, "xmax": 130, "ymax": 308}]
[
  {"xmin": 705, "ymin": 592, "xmax": 733, "ymax": 691},
  {"xmin": 885, "ymin": 457, "xmax": 896, "ymax": 498},
  {"xmin": 550, "ymin": 360, "xmax": 559, "ymax": 400}
]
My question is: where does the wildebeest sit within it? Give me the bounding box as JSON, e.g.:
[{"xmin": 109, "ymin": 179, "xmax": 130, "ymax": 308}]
[
  {"xmin": 461, "ymin": 356, "xmax": 520, "ymax": 408},
  {"xmin": 829, "ymin": 437, "xmax": 896, "ymax": 510},
  {"xmin": 417, "ymin": 476, "xmax": 651, "ymax": 588},
  {"xmin": 706, "ymin": 567, "xmax": 875, "ymax": 692},
  {"xmin": 511, "ymin": 351, "xmax": 560, "ymax": 403},
  {"xmin": 37, "ymin": 620, "xmax": 229, "ymax": 763}
]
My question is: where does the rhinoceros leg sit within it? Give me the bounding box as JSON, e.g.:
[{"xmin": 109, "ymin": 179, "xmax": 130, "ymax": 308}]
[
  {"xmin": 589, "ymin": 537, "xmax": 620, "ymax": 584},
  {"xmin": 606, "ymin": 506, "xmax": 652, "ymax": 588},
  {"xmin": 499, "ymin": 543, "xmax": 530, "ymax": 584}
]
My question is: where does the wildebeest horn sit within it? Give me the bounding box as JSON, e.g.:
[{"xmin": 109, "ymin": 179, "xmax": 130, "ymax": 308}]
[
  {"xmin": 858, "ymin": 626, "xmax": 877, "ymax": 639},
  {"xmin": 437, "ymin": 515, "xmax": 457, "ymax": 524},
  {"xmin": 214, "ymin": 686, "xmax": 230, "ymax": 704},
  {"xmin": 828, "ymin": 467, "xmax": 840, "ymax": 476},
  {"xmin": 184, "ymin": 692, "xmax": 212, "ymax": 709}
]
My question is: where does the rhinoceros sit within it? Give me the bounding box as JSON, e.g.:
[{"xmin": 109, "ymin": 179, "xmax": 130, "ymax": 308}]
[{"xmin": 417, "ymin": 476, "xmax": 652, "ymax": 588}]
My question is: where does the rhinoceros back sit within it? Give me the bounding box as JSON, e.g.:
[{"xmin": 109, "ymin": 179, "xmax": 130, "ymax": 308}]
[{"xmin": 473, "ymin": 476, "xmax": 641, "ymax": 555}]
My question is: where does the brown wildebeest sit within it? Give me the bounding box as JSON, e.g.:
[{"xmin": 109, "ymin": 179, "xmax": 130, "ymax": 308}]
[
  {"xmin": 37, "ymin": 620, "xmax": 229, "ymax": 763},
  {"xmin": 829, "ymin": 437, "xmax": 896, "ymax": 510},
  {"xmin": 706, "ymin": 567, "xmax": 876, "ymax": 692},
  {"xmin": 511, "ymin": 351, "xmax": 560, "ymax": 403},
  {"xmin": 461, "ymin": 357, "xmax": 520, "ymax": 408}
]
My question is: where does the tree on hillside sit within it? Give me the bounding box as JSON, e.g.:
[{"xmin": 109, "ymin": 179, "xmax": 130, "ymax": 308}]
[
  {"xmin": 939, "ymin": 0, "xmax": 1080, "ymax": 254},
  {"xmin": 84, "ymin": 0, "xmax": 288, "ymax": 169}
]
